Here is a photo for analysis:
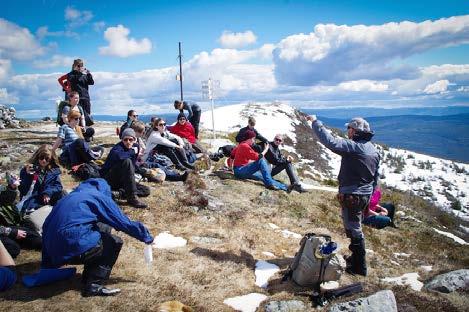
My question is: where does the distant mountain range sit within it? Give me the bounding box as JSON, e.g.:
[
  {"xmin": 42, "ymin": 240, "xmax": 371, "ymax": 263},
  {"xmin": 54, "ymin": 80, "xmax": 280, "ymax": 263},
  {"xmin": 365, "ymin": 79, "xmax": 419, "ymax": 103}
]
[{"xmin": 301, "ymin": 108, "xmax": 469, "ymax": 163}]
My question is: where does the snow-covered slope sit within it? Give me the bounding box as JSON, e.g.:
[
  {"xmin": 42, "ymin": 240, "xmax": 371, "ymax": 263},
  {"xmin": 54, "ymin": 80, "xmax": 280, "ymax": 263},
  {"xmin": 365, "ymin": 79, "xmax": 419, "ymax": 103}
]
[{"xmin": 201, "ymin": 102, "xmax": 469, "ymax": 220}]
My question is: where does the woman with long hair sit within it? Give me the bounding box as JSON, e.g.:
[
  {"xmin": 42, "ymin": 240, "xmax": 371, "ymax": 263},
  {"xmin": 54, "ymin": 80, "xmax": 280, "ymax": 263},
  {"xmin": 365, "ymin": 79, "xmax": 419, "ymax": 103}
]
[{"xmin": 143, "ymin": 118, "xmax": 194, "ymax": 170}]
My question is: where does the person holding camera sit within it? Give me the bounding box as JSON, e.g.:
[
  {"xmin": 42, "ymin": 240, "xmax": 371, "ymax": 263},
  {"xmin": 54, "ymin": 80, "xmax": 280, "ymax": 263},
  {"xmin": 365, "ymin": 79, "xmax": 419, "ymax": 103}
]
[{"xmin": 67, "ymin": 59, "xmax": 94, "ymax": 125}]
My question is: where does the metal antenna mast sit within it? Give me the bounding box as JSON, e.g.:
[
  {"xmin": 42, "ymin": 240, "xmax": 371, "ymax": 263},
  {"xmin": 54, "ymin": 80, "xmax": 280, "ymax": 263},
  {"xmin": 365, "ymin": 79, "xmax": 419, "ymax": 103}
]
[{"xmin": 178, "ymin": 42, "xmax": 184, "ymax": 101}]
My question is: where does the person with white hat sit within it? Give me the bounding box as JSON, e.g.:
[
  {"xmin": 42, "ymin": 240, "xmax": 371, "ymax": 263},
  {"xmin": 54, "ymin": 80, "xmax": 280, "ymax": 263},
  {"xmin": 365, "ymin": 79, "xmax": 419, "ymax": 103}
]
[{"xmin": 307, "ymin": 114, "xmax": 380, "ymax": 276}]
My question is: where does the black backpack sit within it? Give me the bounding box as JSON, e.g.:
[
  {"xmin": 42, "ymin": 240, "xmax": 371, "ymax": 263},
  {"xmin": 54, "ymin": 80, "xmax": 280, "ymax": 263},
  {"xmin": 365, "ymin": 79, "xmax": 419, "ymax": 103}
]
[{"xmin": 71, "ymin": 162, "xmax": 101, "ymax": 181}]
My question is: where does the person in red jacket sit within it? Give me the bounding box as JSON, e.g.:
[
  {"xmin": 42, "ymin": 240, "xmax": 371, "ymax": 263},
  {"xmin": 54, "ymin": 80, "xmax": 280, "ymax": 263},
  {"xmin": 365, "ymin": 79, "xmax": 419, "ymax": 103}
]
[
  {"xmin": 169, "ymin": 113, "xmax": 205, "ymax": 153},
  {"xmin": 232, "ymin": 130, "xmax": 287, "ymax": 191}
]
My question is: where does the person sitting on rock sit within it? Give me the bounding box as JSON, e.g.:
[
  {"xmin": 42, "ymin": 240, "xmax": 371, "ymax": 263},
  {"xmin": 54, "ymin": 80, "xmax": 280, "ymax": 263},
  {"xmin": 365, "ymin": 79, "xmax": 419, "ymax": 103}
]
[
  {"xmin": 0, "ymin": 240, "xmax": 16, "ymax": 292},
  {"xmin": 232, "ymin": 130, "xmax": 288, "ymax": 191},
  {"xmin": 100, "ymin": 128, "xmax": 149, "ymax": 208},
  {"xmin": 174, "ymin": 100, "xmax": 201, "ymax": 139},
  {"xmin": 144, "ymin": 118, "xmax": 195, "ymax": 171},
  {"xmin": 363, "ymin": 187, "xmax": 397, "ymax": 229},
  {"xmin": 265, "ymin": 134, "xmax": 306, "ymax": 193},
  {"xmin": 169, "ymin": 113, "xmax": 205, "ymax": 154},
  {"xmin": 235, "ymin": 116, "xmax": 268, "ymax": 152},
  {"xmin": 52, "ymin": 110, "xmax": 103, "ymax": 168},
  {"xmin": 41, "ymin": 178, "xmax": 154, "ymax": 297},
  {"xmin": 119, "ymin": 110, "xmax": 139, "ymax": 139},
  {"xmin": 132, "ymin": 121, "xmax": 188, "ymax": 183}
]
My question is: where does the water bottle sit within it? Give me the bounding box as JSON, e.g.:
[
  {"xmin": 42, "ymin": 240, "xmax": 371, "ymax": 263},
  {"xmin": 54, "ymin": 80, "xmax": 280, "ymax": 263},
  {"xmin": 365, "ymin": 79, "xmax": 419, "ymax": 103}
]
[
  {"xmin": 144, "ymin": 244, "xmax": 153, "ymax": 265},
  {"xmin": 320, "ymin": 241, "xmax": 337, "ymax": 256}
]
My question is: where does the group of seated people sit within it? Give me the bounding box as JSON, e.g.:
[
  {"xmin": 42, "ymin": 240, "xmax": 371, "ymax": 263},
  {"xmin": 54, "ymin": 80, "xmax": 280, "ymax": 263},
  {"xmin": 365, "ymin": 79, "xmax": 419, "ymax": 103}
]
[{"xmin": 0, "ymin": 99, "xmax": 398, "ymax": 296}]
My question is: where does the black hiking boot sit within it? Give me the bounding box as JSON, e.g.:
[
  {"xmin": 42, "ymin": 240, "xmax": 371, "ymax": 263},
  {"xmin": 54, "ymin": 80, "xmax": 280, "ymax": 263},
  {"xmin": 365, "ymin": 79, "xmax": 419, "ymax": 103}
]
[{"xmin": 127, "ymin": 196, "xmax": 148, "ymax": 209}]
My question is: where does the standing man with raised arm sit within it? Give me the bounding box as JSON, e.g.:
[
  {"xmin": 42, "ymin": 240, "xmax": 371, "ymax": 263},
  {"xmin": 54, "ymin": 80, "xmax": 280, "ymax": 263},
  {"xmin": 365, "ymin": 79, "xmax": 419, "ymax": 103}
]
[
  {"xmin": 174, "ymin": 100, "xmax": 202, "ymax": 139},
  {"xmin": 307, "ymin": 115, "xmax": 380, "ymax": 276}
]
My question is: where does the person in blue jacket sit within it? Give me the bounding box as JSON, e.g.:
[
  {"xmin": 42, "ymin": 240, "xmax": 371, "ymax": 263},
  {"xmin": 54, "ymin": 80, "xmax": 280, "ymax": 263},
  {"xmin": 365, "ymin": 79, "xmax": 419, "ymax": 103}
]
[
  {"xmin": 307, "ymin": 115, "xmax": 380, "ymax": 276},
  {"xmin": 100, "ymin": 128, "xmax": 149, "ymax": 208},
  {"xmin": 41, "ymin": 178, "xmax": 154, "ymax": 297},
  {"xmin": 18, "ymin": 145, "xmax": 64, "ymax": 214}
]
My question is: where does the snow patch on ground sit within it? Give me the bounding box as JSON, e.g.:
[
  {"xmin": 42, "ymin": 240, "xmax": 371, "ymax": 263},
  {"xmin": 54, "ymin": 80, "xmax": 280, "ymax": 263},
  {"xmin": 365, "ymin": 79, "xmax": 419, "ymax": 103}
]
[
  {"xmin": 268, "ymin": 223, "xmax": 280, "ymax": 230},
  {"xmin": 223, "ymin": 293, "xmax": 268, "ymax": 312},
  {"xmin": 255, "ymin": 260, "xmax": 280, "ymax": 288},
  {"xmin": 381, "ymin": 272, "xmax": 423, "ymax": 291},
  {"xmin": 152, "ymin": 232, "xmax": 187, "ymax": 249},
  {"xmin": 433, "ymin": 228, "xmax": 468, "ymax": 245},
  {"xmin": 262, "ymin": 251, "xmax": 275, "ymax": 258},
  {"xmin": 420, "ymin": 265, "xmax": 433, "ymax": 272},
  {"xmin": 281, "ymin": 229, "xmax": 302, "ymax": 239}
]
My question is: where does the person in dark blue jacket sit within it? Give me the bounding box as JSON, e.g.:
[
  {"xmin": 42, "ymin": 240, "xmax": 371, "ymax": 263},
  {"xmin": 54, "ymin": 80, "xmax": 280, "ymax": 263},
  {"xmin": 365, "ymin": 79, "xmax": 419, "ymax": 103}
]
[
  {"xmin": 41, "ymin": 178, "xmax": 154, "ymax": 297},
  {"xmin": 18, "ymin": 145, "xmax": 64, "ymax": 214},
  {"xmin": 174, "ymin": 100, "xmax": 201, "ymax": 138},
  {"xmin": 100, "ymin": 128, "xmax": 149, "ymax": 208},
  {"xmin": 308, "ymin": 115, "xmax": 380, "ymax": 276}
]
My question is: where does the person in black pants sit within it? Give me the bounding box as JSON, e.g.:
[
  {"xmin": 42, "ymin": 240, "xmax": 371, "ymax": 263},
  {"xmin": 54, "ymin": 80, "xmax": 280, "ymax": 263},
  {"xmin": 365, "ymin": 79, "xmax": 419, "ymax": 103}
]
[
  {"xmin": 100, "ymin": 128, "xmax": 149, "ymax": 208},
  {"xmin": 41, "ymin": 179, "xmax": 153, "ymax": 297},
  {"xmin": 174, "ymin": 100, "xmax": 201, "ymax": 138},
  {"xmin": 0, "ymin": 226, "xmax": 42, "ymax": 258},
  {"xmin": 67, "ymin": 59, "xmax": 94, "ymax": 125},
  {"xmin": 265, "ymin": 134, "xmax": 306, "ymax": 193}
]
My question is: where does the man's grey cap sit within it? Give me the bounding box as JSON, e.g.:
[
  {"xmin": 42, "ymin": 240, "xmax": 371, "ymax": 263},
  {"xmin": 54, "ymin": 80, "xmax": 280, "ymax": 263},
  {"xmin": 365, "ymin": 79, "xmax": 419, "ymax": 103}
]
[
  {"xmin": 121, "ymin": 128, "xmax": 136, "ymax": 139},
  {"xmin": 345, "ymin": 117, "xmax": 371, "ymax": 132}
]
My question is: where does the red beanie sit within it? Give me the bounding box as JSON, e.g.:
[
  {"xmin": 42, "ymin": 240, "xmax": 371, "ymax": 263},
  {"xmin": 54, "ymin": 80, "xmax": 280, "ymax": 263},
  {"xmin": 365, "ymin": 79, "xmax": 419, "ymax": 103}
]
[{"xmin": 244, "ymin": 129, "xmax": 256, "ymax": 141}]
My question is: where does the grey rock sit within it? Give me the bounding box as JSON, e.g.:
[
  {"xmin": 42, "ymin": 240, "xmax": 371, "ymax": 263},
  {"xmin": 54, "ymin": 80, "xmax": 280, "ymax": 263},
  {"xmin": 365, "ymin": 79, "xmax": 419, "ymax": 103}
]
[
  {"xmin": 0, "ymin": 156, "xmax": 11, "ymax": 166},
  {"xmin": 424, "ymin": 269, "xmax": 469, "ymax": 293},
  {"xmin": 329, "ymin": 290, "xmax": 397, "ymax": 312},
  {"xmin": 265, "ymin": 300, "xmax": 307, "ymax": 312},
  {"xmin": 0, "ymin": 121, "xmax": 4, "ymax": 129}
]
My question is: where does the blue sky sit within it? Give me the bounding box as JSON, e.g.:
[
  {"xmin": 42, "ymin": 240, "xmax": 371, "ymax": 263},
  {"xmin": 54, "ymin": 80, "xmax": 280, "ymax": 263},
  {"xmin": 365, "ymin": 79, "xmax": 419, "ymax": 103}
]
[{"xmin": 0, "ymin": 0, "xmax": 468, "ymax": 117}]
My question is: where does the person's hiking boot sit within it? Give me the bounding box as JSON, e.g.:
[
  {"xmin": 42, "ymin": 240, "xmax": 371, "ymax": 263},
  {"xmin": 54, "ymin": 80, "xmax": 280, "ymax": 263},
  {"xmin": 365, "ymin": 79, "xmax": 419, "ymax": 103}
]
[
  {"xmin": 345, "ymin": 239, "xmax": 367, "ymax": 276},
  {"xmin": 266, "ymin": 184, "xmax": 279, "ymax": 191},
  {"xmin": 390, "ymin": 220, "xmax": 398, "ymax": 228},
  {"xmin": 127, "ymin": 196, "xmax": 148, "ymax": 209},
  {"xmin": 181, "ymin": 171, "xmax": 189, "ymax": 182},
  {"xmin": 288, "ymin": 183, "xmax": 307, "ymax": 193},
  {"xmin": 82, "ymin": 283, "xmax": 121, "ymax": 297}
]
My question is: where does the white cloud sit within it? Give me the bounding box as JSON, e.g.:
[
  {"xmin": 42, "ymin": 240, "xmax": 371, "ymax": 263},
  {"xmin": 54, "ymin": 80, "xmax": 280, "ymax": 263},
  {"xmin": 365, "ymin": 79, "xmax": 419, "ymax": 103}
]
[
  {"xmin": 273, "ymin": 15, "xmax": 469, "ymax": 85},
  {"xmin": 36, "ymin": 26, "xmax": 78, "ymax": 40},
  {"xmin": 0, "ymin": 88, "xmax": 18, "ymax": 105},
  {"xmin": 0, "ymin": 18, "xmax": 45, "ymax": 60},
  {"xmin": 93, "ymin": 21, "xmax": 106, "ymax": 32},
  {"xmin": 339, "ymin": 80, "xmax": 389, "ymax": 92},
  {"xmin": 33, "ymin": 54, "xmax": 76, "ymax": 69},
  {"xmin": 457, "ymin": 86, "xmax": 469, "ymax": 92},
  {"xmin": 423, "ymin": 80, "xmax": 450, "ymax": 94},
  {"xmin": 0, "ymin": 59, "xmax": 11, "ymax": 81},
  {"xmin": 219, "ymin": 30, "xmax": 257, "ymax": 48},
  {"xmin": 65, "ymin": 6, "xmax": 94, "ymax": 28},
  {"xmin": 99, "ymin": 25, "xmax": 152, "ymax": 57}
]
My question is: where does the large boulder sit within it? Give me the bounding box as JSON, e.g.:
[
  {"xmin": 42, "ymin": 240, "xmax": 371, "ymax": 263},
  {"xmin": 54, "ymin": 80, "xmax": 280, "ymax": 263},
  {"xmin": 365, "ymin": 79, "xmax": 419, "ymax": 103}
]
[
  {"xmin": 329, "ymin": 290, "xmax": 397, "ymax": 312},
  {"xmin": 424, "ymin": 269, "xmax": 469, "ymax": 293}
]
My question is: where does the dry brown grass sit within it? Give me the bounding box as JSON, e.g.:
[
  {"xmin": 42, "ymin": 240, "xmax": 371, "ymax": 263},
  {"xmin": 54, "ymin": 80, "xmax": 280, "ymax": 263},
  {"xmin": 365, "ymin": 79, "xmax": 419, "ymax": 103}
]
[{"xmin": 1, "ymin": 124, "xmax": 468, "ymax": 311}]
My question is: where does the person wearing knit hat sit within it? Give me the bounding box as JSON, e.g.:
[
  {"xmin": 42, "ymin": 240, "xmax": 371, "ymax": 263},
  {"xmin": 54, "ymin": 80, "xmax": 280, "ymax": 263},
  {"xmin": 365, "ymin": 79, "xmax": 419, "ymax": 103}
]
[
  {"xmin": 231, "ymin": 130, "xmax": 288, "ymax": 191},
  {"xmin": 100, "ymin": 129, "xmax": 150, "ymax": 209}
]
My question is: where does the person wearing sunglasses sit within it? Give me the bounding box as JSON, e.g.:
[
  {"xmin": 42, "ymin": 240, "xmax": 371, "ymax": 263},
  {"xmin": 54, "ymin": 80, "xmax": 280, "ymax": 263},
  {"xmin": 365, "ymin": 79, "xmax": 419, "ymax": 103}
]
[
  {"xmin": 143, "ymin": 118, "xmax": 195, "ymax": 171},
  {"xmin": 307, "ymin": 115, "xmax": 380, "ymax": 277},
  {"xmin": 174, "ymin": 100, "xmax": 202, "ymax": 139},
  {"xmin": 119, "ymin": 110, "xmax": 139, "ymax": 139},
  {"xmin": 231, "ymin": 130, "xmax": 288, "ymax": 191},
  {"xmin": 169, "ymin": 112, "xmax": 205, "ymax": 154},
  {"xmin": 265, "ymin": 134, "xmax": 306, "ymax": 193},
  {"xmin": 0, "ymin": 145, "xmax": 61, "ymax": 258},
  {"xmin": 52, "ymin": 110, "xmax": 103, "ymax": 168},
  {"xmin": 100, "ymin": 128, "xmax": 149, "ymax": 209}
]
